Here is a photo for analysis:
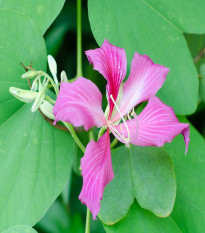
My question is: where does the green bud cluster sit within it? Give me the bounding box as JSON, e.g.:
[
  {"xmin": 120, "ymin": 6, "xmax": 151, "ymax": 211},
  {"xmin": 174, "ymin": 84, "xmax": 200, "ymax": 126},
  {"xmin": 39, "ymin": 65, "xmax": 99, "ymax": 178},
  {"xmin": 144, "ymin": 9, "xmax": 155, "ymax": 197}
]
[{"xmin": 9, "ymin": 55, "xmax": 69, "ymax": 121}]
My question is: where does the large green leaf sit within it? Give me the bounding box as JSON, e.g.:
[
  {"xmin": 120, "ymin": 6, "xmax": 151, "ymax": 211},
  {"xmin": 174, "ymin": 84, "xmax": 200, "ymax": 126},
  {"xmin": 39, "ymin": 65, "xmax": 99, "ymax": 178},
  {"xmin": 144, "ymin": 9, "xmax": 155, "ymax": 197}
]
[
  {"xmin": 36, "ymin": 199, "xmax": 85, "ymax": 233},
  {"xmin": 104, "ymin": 201, "xmax": 182, "ymax": 233},
  {"xmin": 88, "ymin": 0, "xmax": 203, "ymax": 115},
  {"xmin": 0, "ymin": 10, "xmax": 46, "ymax": 125},
  {"xmin": 164, "ymin": 120, "xmax": 205, "ymax": 233},
  {"xmin": 186, "ymin": 34, "xmax": 205, "ymax": 70},
  {"xmin": 2, "ymin": 226, "xmax": 37, "ymax": 233},
  {"xmin": 186, "ymin": 34, "xmax": 205, "ymax": 103},
  {"xmin": 105, "ymin": 120, "xmax": 205, "ymax": 232},
  {"xmin": 36, "ymin": 200, "xmax": 71, "ymax": 233},
  {"xmin": 0, "ymin": 0, "xmax": 73, "ymax": 231},
  {"xmin": 0, "ymin": 0, "xmax": 66, "ymax": 34},
  {"xmin": 0, "ymin": 0, "xmax": 66, "ymax": 124},
  {"xmin": 0, "ymin": 104, "xmax": 74, "ymax": 231},
  {"xmin": 142, "ymin": 1, "xmax": 205, "ymax": 34},
  {"xmin": 99, "ymin": 145, "xmax": 176, "ymax": 224}
]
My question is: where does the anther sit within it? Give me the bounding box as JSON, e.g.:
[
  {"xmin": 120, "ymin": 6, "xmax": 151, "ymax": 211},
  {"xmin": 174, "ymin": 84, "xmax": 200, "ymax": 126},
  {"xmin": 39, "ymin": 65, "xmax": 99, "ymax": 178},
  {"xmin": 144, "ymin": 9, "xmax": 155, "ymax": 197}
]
[{"xmin": 131, "ymin": 108, "xmax": 136, "ymax": 117}]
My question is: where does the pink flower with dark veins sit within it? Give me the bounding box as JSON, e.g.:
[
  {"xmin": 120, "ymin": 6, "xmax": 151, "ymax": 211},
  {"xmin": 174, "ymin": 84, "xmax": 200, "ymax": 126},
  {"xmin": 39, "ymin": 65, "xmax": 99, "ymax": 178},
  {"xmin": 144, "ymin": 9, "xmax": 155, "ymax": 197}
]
[{"xmin": 53, "ymin": 39, "xmax": 190, "ymax": 219}]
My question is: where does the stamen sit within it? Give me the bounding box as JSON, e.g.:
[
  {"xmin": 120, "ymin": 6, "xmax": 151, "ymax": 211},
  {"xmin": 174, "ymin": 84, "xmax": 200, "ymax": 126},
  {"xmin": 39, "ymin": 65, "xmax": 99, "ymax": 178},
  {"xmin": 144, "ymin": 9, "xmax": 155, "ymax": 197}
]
[
  {"xmin": 120, "ymin": 124, "xmax": 125, "ymax": 138},
  {"xmin": 109, "ymin": 95, "xmax": 130, "ymax": 144},
  {"xmin": 131, "ymin": 108, "xmax": 136, "ymax": 117},
  {"xmin": 127, "ymin": 108, "xmax": 136, "ymax": 121},
  {"xmin": 127, "ymin": 112, "xmax": 131, "ymax": 121}
]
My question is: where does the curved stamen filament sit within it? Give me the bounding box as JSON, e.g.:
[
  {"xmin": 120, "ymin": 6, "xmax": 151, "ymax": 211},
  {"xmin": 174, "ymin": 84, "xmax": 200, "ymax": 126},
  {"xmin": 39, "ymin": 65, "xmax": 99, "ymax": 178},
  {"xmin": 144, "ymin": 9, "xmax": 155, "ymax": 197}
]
[{"xmin": 109, "ymin": 95, "xmax": 130, "ymax": 144}]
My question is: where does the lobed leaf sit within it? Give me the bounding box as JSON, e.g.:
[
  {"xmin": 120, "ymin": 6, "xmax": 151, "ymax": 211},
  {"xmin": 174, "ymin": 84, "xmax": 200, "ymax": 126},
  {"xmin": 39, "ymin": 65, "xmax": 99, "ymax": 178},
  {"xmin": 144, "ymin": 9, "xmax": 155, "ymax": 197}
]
[
  {"xmin": 88, "ymin": 0, "xmax": 204, "ymax": 115},
  {"xmin": 0, "ymin": 104, "xmax": 74, "ymax": 231},
  {"xmin": 99, "ymin": 145, "xmax": 176, "ymax": 224},
  {"xmin": 2, "ymin": 225, "xmax": 37, "ymax": 233},
  {"xmin": 104, "ymin": 119, "xmax": 205, "ymax": 233},
  {"xmin": 104, "ymin": 201, "xmax": 182, "ymax": 233},
  {"xmin": 164, "ymin": 118, "xmax": 205, "ymax": 233},
  {"xmin": 0, "ymin": 0, "xmax": 66, "ymax": 34},
  {"xmin": 0, "ymin": 10, "xmax": 46, "ymax": 125}
]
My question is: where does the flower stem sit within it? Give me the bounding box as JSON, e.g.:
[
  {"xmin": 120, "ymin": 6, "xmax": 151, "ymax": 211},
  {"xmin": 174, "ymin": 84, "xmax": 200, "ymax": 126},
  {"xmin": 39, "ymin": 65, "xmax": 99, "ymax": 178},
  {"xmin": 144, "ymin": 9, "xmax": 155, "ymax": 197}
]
[
  {"xmin": 110, "ymin": 138, "xmax": 118, "ymax": 149},
  {"xmin": 76, "ymin": 0, "xmax": 83, "ymax": 78},
  {"xmin": 85, "ymin": 207, "xmax": 91, "ymax": 233},
  {"xmin": 76, "ymin": 1, "xmax": 91, "ymax": 232},
  {"xmin": 38, "ymin": 71, "xmax": 59, "ymax": 95},
  {"xmin": 84, "ymin": 130, "xmax": 94, "ymax": 233},
  {"xmin": 63, "ymin": 122, "xmax": 85, "ymax": 153},
  {"xmin": 98, "ymin": 126, "xmax": 107, "ymax": 140}
]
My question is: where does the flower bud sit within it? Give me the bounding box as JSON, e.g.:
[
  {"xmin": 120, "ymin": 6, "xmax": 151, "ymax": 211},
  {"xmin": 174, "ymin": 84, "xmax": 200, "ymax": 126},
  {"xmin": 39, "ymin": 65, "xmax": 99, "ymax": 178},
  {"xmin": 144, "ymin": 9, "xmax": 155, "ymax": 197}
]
[
  {"xmin": 38, "ymin": 79, "xmax": 43, "ymax": 91},
  {"xmin": 48, "ymin": 55, "xmax": 58, "ymax": 84},
  {"xmin": 39, "ymin": 100, "xmax": 55, "ymax": 120},
  {"xmin": 61, "ymin": 71, "xmax": 68, "ymax": 82},
  {"xmin": 22, "ymin": 71, "xmax": 37, "ymax": 79},
  {"xmin": 31, "ymin": 80, "xmax": 49, "ymax": 112},
  {"xmin": 31, "ymin": 91, "xmax": 45, "ymax": 112},
  {"xmin": 31, "ymin": 78, "xmax": 38, "ymax": 92},
  {"xmin": 9, "ymin": 87, "xmax": 38, "ymax": 103}
]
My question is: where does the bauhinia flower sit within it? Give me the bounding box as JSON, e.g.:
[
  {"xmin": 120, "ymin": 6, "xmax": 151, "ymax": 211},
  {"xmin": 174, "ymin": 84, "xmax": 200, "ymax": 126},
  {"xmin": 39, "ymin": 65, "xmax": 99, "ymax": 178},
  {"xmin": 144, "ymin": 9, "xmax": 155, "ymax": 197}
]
[{"xmin": 53, "ymin": 39, "xmax": 190, "ymax": 219}]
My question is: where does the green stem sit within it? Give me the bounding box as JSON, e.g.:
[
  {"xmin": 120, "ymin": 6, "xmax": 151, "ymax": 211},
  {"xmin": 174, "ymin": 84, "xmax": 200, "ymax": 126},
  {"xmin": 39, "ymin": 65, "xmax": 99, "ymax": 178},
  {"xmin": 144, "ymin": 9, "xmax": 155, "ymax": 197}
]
[
  {"xmin": 110, "ymin": 138, "xmax": 118, "ymax": 149},
  {"xmin": 44, "ymin": 95, "xmax": 56, "ymax": 105},
  {"xmin": 63, "ymin": 122, "xmax": 85, "ymax": 153},
  {"xmin": 84, "ymin": 130, "xmax": 94, "ymax": 233},
  {"xmin": 85, "ymin": 207, "xmax": 91, "ymax": 233},
  {"xmin": 98, "ymin": 126, "xmax": 107, "ymax": 140},
  {"xmin": 76, "ymin": 0, "xmax": 83, "ymax": 77},
  {"xmin": 89, "ymin": 130, "xmax": 94, "ymax": 141},
  {"xmin": 75, "ymin": 2, "xmax": 91, "ymax": 232}
]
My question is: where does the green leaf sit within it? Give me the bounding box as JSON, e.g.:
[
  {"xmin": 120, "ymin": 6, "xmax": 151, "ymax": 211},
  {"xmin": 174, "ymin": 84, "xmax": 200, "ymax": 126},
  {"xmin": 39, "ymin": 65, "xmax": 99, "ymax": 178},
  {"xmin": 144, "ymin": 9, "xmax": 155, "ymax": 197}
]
[
  {"xmin": 88, "ymin": 0, "xmax": 202, "ymax": 115},
  {"xmin": 141, "ymin": 1, "xmax": 205, "ymax": 34},
  {"xmin": 36, "ymin": 200, "xmax": 70, "ymax": 233},
  {"xmin": 36, "ymin": 199, "xmax": 85, "ymax": 233},
  {"xmin": 185, "ymin": 34, "xmax": 205, "ymax": 104},
  {"xmin": 0, "ymin": 10, "xmax": 47, "ymax": 125},
  {"xmin": 186, "ymin": 34, "xmax": 205, "ymax": 69},
  {"xmin": 2, "ymin": 225, "xmax": 37, "ymax": 233},
  {"xmin": 164, "ymin": 119, "xmax": 205, "ymax": 233},
  {"xmin": 104, "ymin": 201, "xmax": 182, "ymax": 233},
  {"xmin": 45, "ymin": 23, "xmax": 68, "ymax": 56},
  {"xmin": 0, "ymin": 0, "xmax": 66, "ymax": 34},
  {"xmin": 103, "ymin": 119, "xmax": 205, "ymax": 232},
  {"xmin": 99, "ymin": 145, "xmax": 176, "ymax": 224},
  {"xmin": 0, "ymin": 104, "xmax": 74, "ymax": 231},
  {"xmin": 199, "ymin": 64, "xmax": 205, "ymax": 103}
]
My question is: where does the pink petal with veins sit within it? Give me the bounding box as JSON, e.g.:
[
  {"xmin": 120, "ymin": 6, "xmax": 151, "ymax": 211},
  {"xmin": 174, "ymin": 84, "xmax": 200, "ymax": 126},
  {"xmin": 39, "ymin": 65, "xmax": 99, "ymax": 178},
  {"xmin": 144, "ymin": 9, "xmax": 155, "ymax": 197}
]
[
  {"xmin": 79, "ymin": 131, "xmax": 114, "ymax": 219},
  {"xmin": 53, "ymin": 77, "xmax": 106, "ymax": 130},
  {"xmin": 113, "ymin": 52, "xmax": 169, "ymax": 122},
  {"xmin": 85, "ymin": 39, "xmax": 127, "ymax": 116},
  {"xmin": 132, "ymin": 97, "xmax": 190, "ymax": 154}
]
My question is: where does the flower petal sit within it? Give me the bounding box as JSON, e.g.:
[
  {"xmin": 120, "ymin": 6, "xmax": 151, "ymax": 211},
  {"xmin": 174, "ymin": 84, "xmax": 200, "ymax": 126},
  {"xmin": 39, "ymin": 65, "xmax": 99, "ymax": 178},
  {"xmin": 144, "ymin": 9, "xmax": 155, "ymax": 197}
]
[
  {"xmin": 132, "ymin": 97, "xmax": 190, "ymax": 154},
  {"xmin": 113, "ymin": 52, "xmax": 169, "ymax": 121},
  {"xmin": 85, "ymin": 39, "xmax": 127, "ymax": 115},
  {"xmin": 53, "ymin": 77, "xmax": 106, "ymax": 130},
  {"xmin": 79, "ymin": 131, "xmax": 114, "ymax": 219}
]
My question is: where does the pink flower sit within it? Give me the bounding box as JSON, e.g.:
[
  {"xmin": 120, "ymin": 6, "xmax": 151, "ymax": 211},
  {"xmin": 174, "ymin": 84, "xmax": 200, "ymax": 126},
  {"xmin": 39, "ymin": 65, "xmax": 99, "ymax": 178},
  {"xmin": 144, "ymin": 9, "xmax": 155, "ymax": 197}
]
[{"xmin": 53, "ymin": 39, "xmax": 190, "ymax": 219}]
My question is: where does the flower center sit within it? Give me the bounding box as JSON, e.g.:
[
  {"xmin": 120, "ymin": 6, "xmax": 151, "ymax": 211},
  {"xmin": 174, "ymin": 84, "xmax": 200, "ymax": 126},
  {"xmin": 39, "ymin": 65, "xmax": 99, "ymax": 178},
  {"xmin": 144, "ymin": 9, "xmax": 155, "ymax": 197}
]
[{"xmin": 108, "ymin": 95, "xmax": 131, "ymax": 145}]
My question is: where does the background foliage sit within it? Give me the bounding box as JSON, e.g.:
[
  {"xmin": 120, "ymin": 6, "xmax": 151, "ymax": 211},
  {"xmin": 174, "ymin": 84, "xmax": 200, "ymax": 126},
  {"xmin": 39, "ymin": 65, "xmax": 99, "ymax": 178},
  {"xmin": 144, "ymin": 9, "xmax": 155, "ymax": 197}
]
[{"xmin": 1, "ymin": 0, "xmax": 205, "ymax": 232}]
